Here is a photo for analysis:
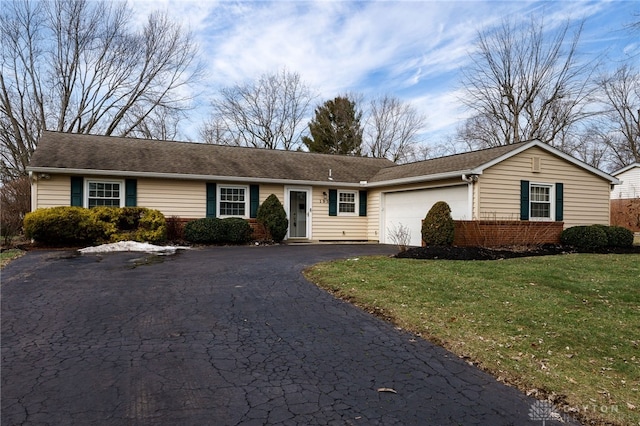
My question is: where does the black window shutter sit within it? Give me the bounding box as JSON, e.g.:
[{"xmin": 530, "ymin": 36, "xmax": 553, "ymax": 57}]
[
  {"xmin": 520, "ymin": 180, "xmax": 530, "ymax": 220},
  {"xmin": 328, "ymin": 189, "xmax": 337, "ymax": 216},
  {"xmin": 555, "ymin": 183, "xmax": 564, "ymax": 221},
  {"xmin": 359, "ymin": 190, "xmax": 367, "ymax": 216},
  {"xmin": 70, "ymin": 176, "xmax": 83, "ymax": 207},
  {"xmin": 125, "ymin": 179, "xmax": 137, "ymax": 207},
  {"xmin": 250, "ymin": 184, "xmax": 259, "ymax": 218},
  {"xmin": 206, "ymin": 183, "xmax": 217, "ymax": 218}
]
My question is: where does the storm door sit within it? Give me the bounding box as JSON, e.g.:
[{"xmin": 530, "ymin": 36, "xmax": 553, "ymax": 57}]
[{"xmin": 288, "ymin": 190, "xmax": 309, "ymax": 238}]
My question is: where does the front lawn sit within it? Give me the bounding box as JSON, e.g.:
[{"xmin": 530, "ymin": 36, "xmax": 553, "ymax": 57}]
[
  {"xmin": 304, "ymin": 253, "xmax": 640, "ymax": 426},
  {"xmin": 0, "ymin": 249, "xmax": 24, "ymax": 269}
]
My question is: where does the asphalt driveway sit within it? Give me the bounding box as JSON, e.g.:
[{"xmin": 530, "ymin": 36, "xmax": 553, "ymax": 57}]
[{"xmin": 1, "ymin": 244, "xmax": 572, "ymax": 425}]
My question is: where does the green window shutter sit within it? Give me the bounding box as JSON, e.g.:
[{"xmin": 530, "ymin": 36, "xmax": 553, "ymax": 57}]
[
  {"xmin": 555, "ymin": 182, "xmax": 564, "ymax": 221},
  {"xmin": 520, "ymin": 180, "xmax": 530, "ymax": 220},
  {"xmin": 206, "ymin": 183, "xmax": 217, "ymax": 218},
  {"xmin": 125, "ymin": 179, "xmax": 137, "ymax": 207},
  {"xmin": 328, "ymin": 189, "xmax": 337, "ymax": 216},
  {"xmin": 70, "ymin": 176, "xmax": 83, "ymax": 207},
  {"xmin": 359, "ymin": 190, "xmax": 367, "ymax": 217},
  {"xmin": 250, "ymin": 184, "xmax": 259, "ymax": 218}
]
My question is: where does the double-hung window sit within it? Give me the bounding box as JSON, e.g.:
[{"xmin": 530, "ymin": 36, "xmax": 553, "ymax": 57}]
[
  {"xmin": 529, "ymin": 183, "xmax": 553, "ymax": 220},
  {"xmin": 338, "ymin": 190, "xmax": 357, "ymax": 215},
  {"xmin": 219, "ymin": 185, "xmax": 248, "ymax": 217},
  {"xmin": 87, "ymin": 180, "xmax": 123, "ymax": 208}
]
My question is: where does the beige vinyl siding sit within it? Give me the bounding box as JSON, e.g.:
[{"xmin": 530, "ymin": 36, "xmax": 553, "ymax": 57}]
[
  {"xmin": 478, "ymin": 146, "xmax": 611, "ymax": 226},
  {"xmin": 258, "ymin": 184, "xmax": 285, "ymax": 204},
  {"xmin": 136, "ymin": 178, "xmax": 206, "ymax": 218},
  {"xmin": 367, "ymin": 189, "xmax": 382, "ymax": 241},
  {"xmin": 311, "ymin": 187, "xmax": 369, "ymax": 240},
  {"xmin": 32, "ymin": 175, "xmax": 71, "ymax": 209}
]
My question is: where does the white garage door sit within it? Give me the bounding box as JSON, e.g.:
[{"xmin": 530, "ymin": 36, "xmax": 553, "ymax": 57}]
[{"xmin": 383, "ymin": 185, "xmax": 469, "ymax": 247}]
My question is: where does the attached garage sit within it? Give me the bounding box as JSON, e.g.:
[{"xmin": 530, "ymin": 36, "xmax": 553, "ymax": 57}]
[{"xmin": 382, "ymin": 184, "xmax": 469, "ymax": 247}]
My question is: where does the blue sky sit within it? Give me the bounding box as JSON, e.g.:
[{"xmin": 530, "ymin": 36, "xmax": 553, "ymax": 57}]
[{"xmin": 129, "ymin": 0, "xmax": 639, "ymax": 146}]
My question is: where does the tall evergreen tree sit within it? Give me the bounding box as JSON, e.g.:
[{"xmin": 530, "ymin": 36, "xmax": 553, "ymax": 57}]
[{"xmin": 302, "ymin": 96, "xmax": 363, "ymax": 155}]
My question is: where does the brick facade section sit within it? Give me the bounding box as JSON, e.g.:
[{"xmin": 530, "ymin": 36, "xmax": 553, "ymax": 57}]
[
  {"xmin": 452, "ymin": 220, "xmax": 564, "ymax": 248},
  {"xmin": 610, "ymin": 198, "xmax": 640, "ymax": 232}
]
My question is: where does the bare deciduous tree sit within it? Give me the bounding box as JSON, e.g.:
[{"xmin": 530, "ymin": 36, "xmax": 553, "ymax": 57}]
[
  {"xmin": 364, "ymin": 95, "xmax": 426, "ymax": 163},
  {"xmin": 596, "ymin": 64, "xmax": 640, "ymax": 169},
  {"xmin": 0, "ymin": 0, "xmax": 202, "ymax": 179},
  {"xmin": 204, "ymin": 69, "xmax": 316, "ymax": 150},
  {"xmin": 459, "ymin": 16, "xmax": 596, "ymax": 149}
]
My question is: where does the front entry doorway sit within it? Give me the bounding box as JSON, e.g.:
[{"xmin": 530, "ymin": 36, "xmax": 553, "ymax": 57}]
[{"xmin": 286, "ymin": 187, "xmax": 311, "ymax": 239}]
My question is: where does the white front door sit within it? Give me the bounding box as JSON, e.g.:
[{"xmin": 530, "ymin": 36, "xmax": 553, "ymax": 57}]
[{"xmin": 285, "ymin": 187, "xmax": 311, "ymax": 239}]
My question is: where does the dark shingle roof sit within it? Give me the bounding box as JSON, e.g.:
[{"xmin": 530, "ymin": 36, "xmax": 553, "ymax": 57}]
[
  {"xmin": 32, "ymin": 132, "xmax": 610, "ymax": 186},
  {"xmin": 29, "ymin": 132, "xmax": 395, "ymax": 183},
  {"xmin": 369, "ymin": 142, "xmax": 529, "ymax": 182}
]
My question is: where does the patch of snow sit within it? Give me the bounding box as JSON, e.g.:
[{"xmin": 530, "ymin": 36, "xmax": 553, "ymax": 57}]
[{"xmin": 78, "ymin": 241, "xmax": 189, "ymax": 255}]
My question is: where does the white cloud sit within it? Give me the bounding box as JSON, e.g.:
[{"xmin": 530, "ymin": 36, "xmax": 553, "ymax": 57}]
[{"xmin": 125, "ymin": 0, "xmax": 637, "ymax": 143}]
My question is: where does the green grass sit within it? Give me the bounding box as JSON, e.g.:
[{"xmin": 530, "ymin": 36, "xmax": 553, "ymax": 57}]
[
  {"xmin": 304, "ymin": 254, "xmax": 640, "ymax": 426},
  {"xmin": 0, "ymin": 249, "xmax": 25, "ymax": 268}
]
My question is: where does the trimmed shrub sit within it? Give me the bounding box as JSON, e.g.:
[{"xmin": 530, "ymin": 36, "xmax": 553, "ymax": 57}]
[
  {"xmin": 23, "ymin": 206, "xmax": 166, "ymax": 246},
  {"xmin": 184, "ymin": 218, "xmax": 224, "ymax": 244},
  {"xmin": 421, "ymin": 201, "xmax": 455, "ymax": 246},
  {"xmin": 221, "ymin": 217, "xmax": 252, "ymax": 244},
  {"xmin": 23, "ymin": 207, "xmax": 108, "ymax": 246},
  {"xmin": 256, "ymin": 194, "xmax": 288, "ymax": 242},
  {"xmin": 184, "ymin": 217, "xmax": 252, "ymax": 245},
  {"xmin": 560, "ymin": 225, "xmax": 608, "ymax": 250},
  {"xmin": 89, "ymin": 207, "xmax": 166, "ymax": 243},
  {"xmin": 601, "ymin": 225, "xmax": 634, "ymax": 248}
]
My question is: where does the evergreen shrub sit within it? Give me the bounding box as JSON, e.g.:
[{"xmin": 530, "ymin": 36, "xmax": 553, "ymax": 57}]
[
  {"xmin": 23, "ymin": 206, "xmax": 166, "ymax": 246},
  {"xmin": 421, "ymin": 201, "xmax": 455, "ymax": 246},
  {"xmin": 256, "ymin": 194, "xmax": 288, "ymax": 242},
  {"xmin": 221, "ymin": 217, "xmax": 253, "ymax": 244},
  {"xmin": 560, "ymin": 225, "xmax": 608, "ymax": 250},
  {"xmin": 184, "ymin": 217, "xmax": 252, "ymax": 244},
  {"xmin": 184, "ymin": 218, "xmax": 224, "ymax": 244}
]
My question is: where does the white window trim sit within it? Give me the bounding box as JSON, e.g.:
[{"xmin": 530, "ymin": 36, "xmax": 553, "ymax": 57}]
[
  {"xmin": 529, "ymin": 182, "xmax": 555, "ymax": 221},
  {"xmin": 85, "ymin": 179, "xmax": 125, "ymax": 208},
  {"xmin": 337, "ymin": 190, "xmax": 358, "ymax": 216},
  {"xmin": 217, "ymin": 184, "xmax": 249, "ymax": 218}
]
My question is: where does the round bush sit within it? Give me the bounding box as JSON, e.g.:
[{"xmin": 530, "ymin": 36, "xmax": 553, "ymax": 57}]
[
  {"xmin": 560, "ymin": 225, "xmax": 608, "ymax": 250},
  {"xmin": 421, "ymin": 201, "xmax": 455, "ymax": 246},
  {"xmin": 221, "ymin": 217, "xmax": 252, "ymax": 244},
  {"xmin": 256, "ymin": 194, "xmax": 288, "ymax": 242},
  {"xmin": 603, "ymin": 225, "xmax": 634, "ymax": 248},
  {"xmin": 184, "ymin": 218, "xmax": 224, "ymax": 244}
]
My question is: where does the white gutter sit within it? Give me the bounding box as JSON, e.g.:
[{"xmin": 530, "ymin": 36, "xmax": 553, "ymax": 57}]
[
  {"xmin": 25, "ymin": 166, "xmax": 365, "ymax": 188},
  {"xmin": 365, "ymin": 170, "xmax": 479, "ymax": 188}
]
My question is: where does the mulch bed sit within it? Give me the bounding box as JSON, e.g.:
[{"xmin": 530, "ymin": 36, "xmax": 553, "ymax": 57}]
[{"xmin": 396, "ymin": 244, "xmax": 640, "ymax": 260}]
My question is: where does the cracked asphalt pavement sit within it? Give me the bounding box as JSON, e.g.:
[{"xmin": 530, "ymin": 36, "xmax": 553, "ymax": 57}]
[{"xmin": 1, "ymin": 244, "xmax": 573, "ymax": 425}]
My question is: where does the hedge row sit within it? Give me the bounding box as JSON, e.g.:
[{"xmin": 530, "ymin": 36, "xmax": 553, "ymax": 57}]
[
  {"xmin": 23, "ymin": 206, "xmax": 166, "ymax": 246},
  {"xmin": 560, "ymin": 224, "xmax": 634, "ymax": 250},
  {"xmin": 183, "ymin": 217, "xmax": 252, "ymax": 244}
]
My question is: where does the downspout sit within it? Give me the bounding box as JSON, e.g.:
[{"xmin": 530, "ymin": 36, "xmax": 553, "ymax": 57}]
[
  {"xmin": 462, "ymin": 174, "xmax": 478, "ymax": 220},
  {"xmin": 29, "ymin": 171, "xmax": 37, "ymax": 212}
]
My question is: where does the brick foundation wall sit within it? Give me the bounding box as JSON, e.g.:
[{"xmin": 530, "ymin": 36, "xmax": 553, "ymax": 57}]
[
  {"xmin": 451, "ymin": 220, "xmax": 564, "ymax": 247},
  {"xmin": 610, "ymin": 198, "xmax": 640, "ymax": 232}
]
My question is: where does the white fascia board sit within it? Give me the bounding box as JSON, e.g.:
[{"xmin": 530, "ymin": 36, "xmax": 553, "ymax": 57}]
[
  {"xmin": 25, "ymin": 167, "xmax": 363, "ymax": 188},
  {"xmin": 611, "ymin": 162, "xmax": 640, "ymax": 176},
  {"xmin": 474, "ymin": 140, "xmax": 620, "ymax": 184},
  {"xmin": 366, "ymin": 170, "xmax": 476, "ymax": 188}
]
